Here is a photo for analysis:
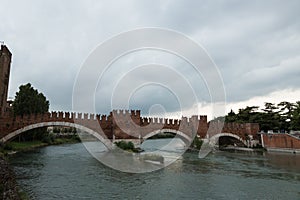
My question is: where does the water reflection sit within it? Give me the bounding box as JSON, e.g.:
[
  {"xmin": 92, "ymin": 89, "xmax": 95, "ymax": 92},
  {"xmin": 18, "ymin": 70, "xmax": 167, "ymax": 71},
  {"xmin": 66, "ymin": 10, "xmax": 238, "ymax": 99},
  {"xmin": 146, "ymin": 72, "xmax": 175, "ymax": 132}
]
[{"xmin": 264, "ymin": 152, "xmax": 300, "ymax": 173}]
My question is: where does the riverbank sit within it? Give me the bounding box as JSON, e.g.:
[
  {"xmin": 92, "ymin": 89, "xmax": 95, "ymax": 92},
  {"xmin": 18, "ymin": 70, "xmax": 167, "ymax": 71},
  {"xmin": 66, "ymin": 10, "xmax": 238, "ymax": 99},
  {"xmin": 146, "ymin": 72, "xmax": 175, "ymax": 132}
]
[
  {"xmin": 0, "ymin": 155, "xmax": 23, "ymax": 200},
  {"xmin": 0, "ymin": 137, "xmax": 80, "ymax": 156}
]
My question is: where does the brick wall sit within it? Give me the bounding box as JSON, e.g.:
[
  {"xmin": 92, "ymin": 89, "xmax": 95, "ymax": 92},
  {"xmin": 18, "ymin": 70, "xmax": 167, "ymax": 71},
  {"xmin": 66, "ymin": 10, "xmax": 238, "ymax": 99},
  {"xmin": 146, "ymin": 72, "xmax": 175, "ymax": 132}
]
[
  {"xmin": 262, "ymin": 134, "xmax": 300, "ymax": 149},
  {"xmin": 0, "ymin": 109, "xmax": 260, "ymax": 142}
]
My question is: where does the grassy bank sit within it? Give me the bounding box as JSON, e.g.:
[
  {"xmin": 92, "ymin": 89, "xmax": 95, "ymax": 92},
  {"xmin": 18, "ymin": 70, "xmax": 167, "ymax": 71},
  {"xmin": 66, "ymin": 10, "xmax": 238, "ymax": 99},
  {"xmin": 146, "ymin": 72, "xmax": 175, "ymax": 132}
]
[
  {"xmin": 2, "ymin": 141, "xmax": 48, "ymax": 152},
  {"xmin": 0, "ymin": 136, "xmax": 81, "ymax": 155}
]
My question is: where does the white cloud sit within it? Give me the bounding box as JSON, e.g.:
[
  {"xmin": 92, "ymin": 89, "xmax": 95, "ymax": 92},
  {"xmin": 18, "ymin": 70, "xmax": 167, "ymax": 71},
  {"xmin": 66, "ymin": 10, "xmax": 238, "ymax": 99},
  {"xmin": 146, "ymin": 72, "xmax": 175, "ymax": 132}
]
[{"xmin": 226, "ymin": 88, "xmax": 300, "ymax": 114}]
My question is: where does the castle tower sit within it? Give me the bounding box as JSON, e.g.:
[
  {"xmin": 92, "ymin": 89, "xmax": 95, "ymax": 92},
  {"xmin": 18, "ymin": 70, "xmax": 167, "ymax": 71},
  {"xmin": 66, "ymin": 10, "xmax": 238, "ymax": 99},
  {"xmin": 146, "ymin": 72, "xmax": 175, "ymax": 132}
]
[{"xmin": 0, "ymin": 44, "xmax": 12, "ymax": 116}]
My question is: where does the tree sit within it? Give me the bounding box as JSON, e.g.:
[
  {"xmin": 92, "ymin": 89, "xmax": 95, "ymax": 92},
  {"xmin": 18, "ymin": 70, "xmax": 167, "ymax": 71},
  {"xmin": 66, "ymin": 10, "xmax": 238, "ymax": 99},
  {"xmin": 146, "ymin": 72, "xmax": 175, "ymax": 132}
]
[
  {"xmin": 263, "ymin": 102, "xmax": 277, "ymax": 113},
  {"xmin": 278, "ymin": 101, "xmax": 295, "ymax": 118},
  {"xmin": 12, "ymin": 83, "xmax": 49, "ymax": 116},
  {"xmin": 12, "ymin": 83, "xmax": 50, "ymax": 141},
  {"xmin": 278, "ymin": 101, "xmax": 295, "ymax": 131},
  {"xmin": 258, "ymin": 102, "xmax": 280, "ymax": 131},
  {"xmin": 225, "ymin": 109, "xmax": 237, "ymax": 123},
  {"xmin": 236, "ymin": 106, "xmax": 259, "ymax": 123},
  {"xmin": 290, "ymin": 101, "xmax": 300, "ymax": 130},
  {"xmin": 220, "ymin": 101, "xmax": 299, "ymax": 132}
]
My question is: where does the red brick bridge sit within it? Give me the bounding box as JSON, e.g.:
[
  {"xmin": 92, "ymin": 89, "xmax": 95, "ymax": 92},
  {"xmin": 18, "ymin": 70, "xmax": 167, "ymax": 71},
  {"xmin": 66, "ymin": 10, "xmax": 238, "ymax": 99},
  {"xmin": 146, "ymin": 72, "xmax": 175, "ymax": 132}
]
[{"xmin": 0, "ymin": 110, "xmax": 259, "ymax": 149}]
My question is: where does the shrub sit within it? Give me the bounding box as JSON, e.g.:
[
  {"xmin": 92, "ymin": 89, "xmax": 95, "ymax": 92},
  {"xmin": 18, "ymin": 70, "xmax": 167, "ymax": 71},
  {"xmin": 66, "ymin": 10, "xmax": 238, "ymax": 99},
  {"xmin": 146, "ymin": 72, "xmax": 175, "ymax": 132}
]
[
  {"xmin": 41, "ymin": 133, "xmax": 55, "ymax": 144},
  {"xmin": 115, "ymin": 140, "xmax": 135, "ymax": 151},
  {"xmin": 71, "ymin": 134, "xmax": 81, "ymax": 142},
  {"xmin": 127, "ymin": 141, "xmax": 134, "ymax": 150},
  {"xmin": 192, "ymin": 137, "xmax": 203, "ymax": 150},
  {"xmin": 3, "ymin": 143, "xmax": 13, "ymax": 150}
]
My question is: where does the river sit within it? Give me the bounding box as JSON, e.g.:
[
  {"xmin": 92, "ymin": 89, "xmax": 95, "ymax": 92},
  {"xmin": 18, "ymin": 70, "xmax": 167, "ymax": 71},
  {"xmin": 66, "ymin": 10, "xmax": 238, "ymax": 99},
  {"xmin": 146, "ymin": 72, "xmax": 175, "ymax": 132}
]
[{"xmin": 9, "ymin": 139, "xmax": 300, "ymax": 200}]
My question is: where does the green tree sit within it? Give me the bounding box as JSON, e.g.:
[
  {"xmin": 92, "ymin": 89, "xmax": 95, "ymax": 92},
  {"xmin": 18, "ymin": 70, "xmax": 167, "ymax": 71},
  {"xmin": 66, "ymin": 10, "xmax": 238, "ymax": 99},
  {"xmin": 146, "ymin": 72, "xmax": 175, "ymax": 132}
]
[
  {"xmin": 263, "ymin": 102, "xmax": 277, "ymax": 113},
  {"xmin": 236, "ymin": 106, "xmax": 259, "ymax": 123},
  {"xmin": 219, "ymin": 101, "xmax": 299, "ymax": 133},
  {"xmin": 12, "ymin": 83, "xmax": 49, "ymax": 116},
  {"xmin": 278, "ymin": 101, "xmax": 295, "ymax": 131},
  {"xmin": 278, "ymin": 101, "xmax": 295, "ymax": 118},
  {"xmin": 290, "ymin": 101, "xmax": 300, "ymax": 130},
  {"xmin": 259, "ymin": 102, "xmax": 280, "ymax": 131},
  {"xmin": 12, "ymin": 83, "xmax": 50, "ymax": 141},
  {"xmin": 225, "ymin": 109, "xmax": 237, "ymax": 123}
]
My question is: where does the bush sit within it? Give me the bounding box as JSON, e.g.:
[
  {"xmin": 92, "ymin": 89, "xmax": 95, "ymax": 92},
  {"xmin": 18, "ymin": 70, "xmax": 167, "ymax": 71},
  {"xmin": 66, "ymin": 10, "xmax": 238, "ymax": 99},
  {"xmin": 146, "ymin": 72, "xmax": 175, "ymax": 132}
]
[
  {"xmin": 127, "ymin": 141, "xmax": 134, "ymax": 150},
  {"xmin": 3, "ymin": 143, "xmax": 13, "ymax": 151},
  {"xmin": 192, "ymin": 137, "xmax": 203, "ymax": 150},
  {"xmin": 115, "ymin": 140, "xmax": 135, "ymax": 151},
  {"xmin": 71, "ymin": 134, "xmax": 81, "ymax": 142},
  {"xmin": 41, "ymin": 133, "xmax": 55, "ymax": 144},
  {"xmin": 41, "ymin": 136, "xmax": 51, "ymax": 144}
]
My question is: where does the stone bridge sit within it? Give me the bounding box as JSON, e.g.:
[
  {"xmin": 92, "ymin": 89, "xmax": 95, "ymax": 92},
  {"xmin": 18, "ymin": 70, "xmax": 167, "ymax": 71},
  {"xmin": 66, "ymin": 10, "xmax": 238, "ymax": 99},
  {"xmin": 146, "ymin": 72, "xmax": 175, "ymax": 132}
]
[{"xmin": 0, "ymin": 110, "xmax": 260, "ymax": 150}]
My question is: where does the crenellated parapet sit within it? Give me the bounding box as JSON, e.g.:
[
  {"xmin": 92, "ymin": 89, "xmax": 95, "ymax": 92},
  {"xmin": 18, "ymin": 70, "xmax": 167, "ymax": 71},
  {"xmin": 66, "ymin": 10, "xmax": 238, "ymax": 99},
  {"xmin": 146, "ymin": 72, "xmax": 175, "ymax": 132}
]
[{"xmin": 0, "ymin": 109, "xmax": 260, "ymax": 143}]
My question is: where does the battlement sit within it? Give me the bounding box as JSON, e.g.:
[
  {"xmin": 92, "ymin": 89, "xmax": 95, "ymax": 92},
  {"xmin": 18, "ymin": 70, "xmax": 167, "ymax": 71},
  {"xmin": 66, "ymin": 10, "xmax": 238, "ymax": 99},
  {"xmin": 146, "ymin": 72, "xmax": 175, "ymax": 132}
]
[
  {"xmin": 112, "ymin": 109, "xmax": 141, "ymax": 117},
  {"xmin": 0, "ymin": 108, "xmax": 260, "ymax": 143},
  {"xmin": 2, "ymin": 108, "xmax": 209, "ymax": 129}
]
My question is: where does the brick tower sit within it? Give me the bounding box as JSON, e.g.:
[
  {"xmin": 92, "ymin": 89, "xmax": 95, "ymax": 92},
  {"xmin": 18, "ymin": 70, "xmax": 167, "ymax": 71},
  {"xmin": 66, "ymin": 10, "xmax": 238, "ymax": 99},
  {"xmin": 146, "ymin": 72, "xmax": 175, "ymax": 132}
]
[{"xmin": 0, "ymin": 44, "xmax": 12, "ymax": 117}]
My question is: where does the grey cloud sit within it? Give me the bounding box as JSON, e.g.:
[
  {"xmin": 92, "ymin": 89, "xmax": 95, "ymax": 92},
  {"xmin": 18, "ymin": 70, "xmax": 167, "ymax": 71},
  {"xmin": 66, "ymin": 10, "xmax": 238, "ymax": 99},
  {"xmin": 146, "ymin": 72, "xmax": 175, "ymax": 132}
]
[{"xmin": 1, "ymin": 0, "xmax": 299, "ymax": 116}]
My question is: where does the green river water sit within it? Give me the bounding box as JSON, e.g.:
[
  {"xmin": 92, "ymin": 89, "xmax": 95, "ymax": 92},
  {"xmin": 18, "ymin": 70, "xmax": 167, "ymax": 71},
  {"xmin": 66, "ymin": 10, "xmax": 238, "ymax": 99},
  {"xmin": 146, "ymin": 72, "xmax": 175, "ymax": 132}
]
[{"xmin": 9, "ymin": 139, "xmax": 300, "ymax": 200}]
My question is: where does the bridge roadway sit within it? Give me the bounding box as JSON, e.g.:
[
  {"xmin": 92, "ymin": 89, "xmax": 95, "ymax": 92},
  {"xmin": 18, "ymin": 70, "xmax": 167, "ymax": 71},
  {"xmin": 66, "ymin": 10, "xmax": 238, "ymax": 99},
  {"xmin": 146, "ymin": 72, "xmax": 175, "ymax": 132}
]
[{"xmin": 0, "ymin": 110, "xmax": 260, "ymax": 150}]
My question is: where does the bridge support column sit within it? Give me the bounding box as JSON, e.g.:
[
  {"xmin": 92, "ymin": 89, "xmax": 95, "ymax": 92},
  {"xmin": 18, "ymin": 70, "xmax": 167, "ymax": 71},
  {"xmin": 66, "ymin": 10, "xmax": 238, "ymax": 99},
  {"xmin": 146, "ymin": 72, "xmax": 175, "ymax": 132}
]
[
  {"xmin": 112, "ymin": 134, "xmax": 115, "ymax": 144},
  {"xmin": 138, "ymin": 134, "xmax": 143, "ymax": 146}
]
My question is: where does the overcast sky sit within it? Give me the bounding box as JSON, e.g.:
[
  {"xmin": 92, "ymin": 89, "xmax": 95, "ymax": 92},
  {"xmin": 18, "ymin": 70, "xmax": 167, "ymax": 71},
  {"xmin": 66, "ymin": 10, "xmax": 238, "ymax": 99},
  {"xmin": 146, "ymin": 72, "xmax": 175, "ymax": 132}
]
[{"xmin": 1, "ymin": 0, "xmax": 300, "ymax": 119}]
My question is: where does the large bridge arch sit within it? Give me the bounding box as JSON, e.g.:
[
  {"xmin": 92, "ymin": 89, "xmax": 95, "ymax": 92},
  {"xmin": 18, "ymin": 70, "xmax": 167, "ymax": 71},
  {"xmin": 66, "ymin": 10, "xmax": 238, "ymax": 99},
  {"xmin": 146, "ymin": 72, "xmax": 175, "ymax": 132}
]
[
  {"xmin": 143, "ymin": 129, "xmax": 193, "ymax": 145},
  {"xmin": 0, "ymin": 122, "xmax": 113, "ymax": 149},
  {"xmin": 209, "ymin": 133, "xmax": 247, "ymax": 147}
]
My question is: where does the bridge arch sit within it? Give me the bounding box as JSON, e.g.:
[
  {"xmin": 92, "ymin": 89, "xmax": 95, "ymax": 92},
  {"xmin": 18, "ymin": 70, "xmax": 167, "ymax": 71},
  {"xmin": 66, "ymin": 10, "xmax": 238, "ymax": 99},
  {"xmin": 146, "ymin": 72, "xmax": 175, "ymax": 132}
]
[
  {"xmin": 209, "ymin": 133, "xmax": 247, "ymax": 147},
  {"xmin": 0, "ymin": 122, "xmax": 113, "ymax": 149},
  {"xmin": 143, "ymin": 129, "xmax": 193, "ymax": 145}
]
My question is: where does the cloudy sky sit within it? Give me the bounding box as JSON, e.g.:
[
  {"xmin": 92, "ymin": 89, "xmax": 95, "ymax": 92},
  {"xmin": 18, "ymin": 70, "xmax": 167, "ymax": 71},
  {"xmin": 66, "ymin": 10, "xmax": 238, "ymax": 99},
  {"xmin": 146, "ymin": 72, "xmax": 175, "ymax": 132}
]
[{"xmin": 1, "ymin": 0, "xmax": 300, "ymax": 119}]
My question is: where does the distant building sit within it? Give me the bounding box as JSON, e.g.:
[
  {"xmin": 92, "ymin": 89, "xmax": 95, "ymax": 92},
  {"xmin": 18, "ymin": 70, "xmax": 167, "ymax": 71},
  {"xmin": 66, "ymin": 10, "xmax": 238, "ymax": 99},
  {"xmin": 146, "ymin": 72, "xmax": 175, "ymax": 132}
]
[{"xmin": 0, "ymin": 44, "xmax": 12, "ymax": 117}]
